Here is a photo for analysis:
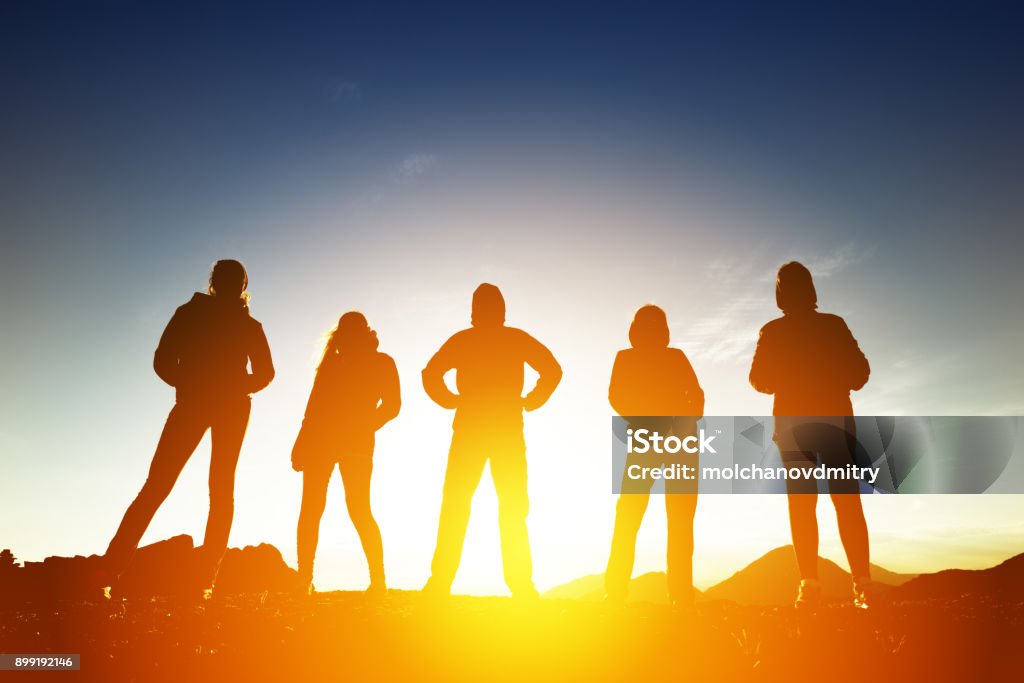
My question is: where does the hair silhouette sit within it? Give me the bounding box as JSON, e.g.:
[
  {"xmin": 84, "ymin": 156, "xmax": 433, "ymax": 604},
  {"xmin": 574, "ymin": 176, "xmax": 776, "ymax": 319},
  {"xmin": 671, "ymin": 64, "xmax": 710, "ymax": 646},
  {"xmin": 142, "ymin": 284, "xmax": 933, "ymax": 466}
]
[
  {"xmin": 292, "ymin": 311, "xmax": 399, "ymax": 596},
  {"xmin": 775, "ymin": 261, "xmax": 817, "ymax": 313},
  {"xmin": 606, "ymin": 305, "xmax": 704, "ymax": 607},
  {"xmin": 208, "ymin": 259, "xmax": 250, "ymax": 307},
  {"xmin": 104, "ymin": 260, "xmax": 274, "ymax": 597},
  {"xmin": 321, "ymin": 311, "xmax": 379, "ymax": 364},
  {"xmin": 422, "ymin": 284, "xmax": 561, "ymax": 597},
  {"xmin": 471, "ymin": 282, "xmax": 506, "ymax": 327},
  {"xmin": 628, "ymin": 304, "xmax": 670, "ymax": 349},
  {"xmin": 750, "ymin": 261, "xmax": 872, "ymax": 609}
]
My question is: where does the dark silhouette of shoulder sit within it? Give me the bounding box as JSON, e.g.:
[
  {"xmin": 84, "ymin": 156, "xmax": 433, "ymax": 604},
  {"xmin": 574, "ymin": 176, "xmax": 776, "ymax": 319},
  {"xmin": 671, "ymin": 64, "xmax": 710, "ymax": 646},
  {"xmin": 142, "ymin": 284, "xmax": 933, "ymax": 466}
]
[
  {"xmin": 154, "ymin": 293, "xmax": 273, "ymax": 399},
  {"xmin": 610, "ymin": 346, "xmax": 704, "ymax": 417},
  {"xmin": 751, "ymin": 310, "xmax": 869, "ymax": 413}
]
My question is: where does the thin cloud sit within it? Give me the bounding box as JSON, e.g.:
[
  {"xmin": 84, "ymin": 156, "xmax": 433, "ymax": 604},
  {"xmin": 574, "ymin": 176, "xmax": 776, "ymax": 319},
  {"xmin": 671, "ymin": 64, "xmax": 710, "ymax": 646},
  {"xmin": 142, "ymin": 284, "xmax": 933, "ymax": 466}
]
[
  {"xmin": 856, "ymin": 350, "xmax": 962, "ymax": 415},
  {"xmin": 802, "ymin": 242, "xmax": 877, "ymax": 278},
  {"xmin": 325, "ymin": 79, "xmax": 361, "ymax": 104},
  {"xmin": 359, "ymin": 153, "xmax": 442, "ymax": 205},
  {"xmin": 678, "ymin": 293, "xmax": 766, "ymax": 364},
  {"xmin": 395, "ymin": 153, "xmax": 439, "ymax": 181},
  {"xmin": 676, "ymin": 254, "xmax": 769, "ymax": 364}
]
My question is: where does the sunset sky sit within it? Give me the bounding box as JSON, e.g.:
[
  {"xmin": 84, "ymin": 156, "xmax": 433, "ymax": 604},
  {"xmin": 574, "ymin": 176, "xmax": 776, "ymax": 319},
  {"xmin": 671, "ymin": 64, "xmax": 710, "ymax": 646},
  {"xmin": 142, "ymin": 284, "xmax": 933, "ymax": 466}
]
[{"xmin": 2, "ymin": 1, "xmax": 1024, "ymax": 593}]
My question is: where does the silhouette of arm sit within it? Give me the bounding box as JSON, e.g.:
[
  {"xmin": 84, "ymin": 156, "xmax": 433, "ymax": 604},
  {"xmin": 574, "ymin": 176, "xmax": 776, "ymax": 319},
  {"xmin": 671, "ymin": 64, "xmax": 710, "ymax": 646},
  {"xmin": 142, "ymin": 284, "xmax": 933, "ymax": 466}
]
[
  {"xmin": 422, "ymin": 336, "xmax": 460, "ymax": 409},
  {"xmin": 153, "ymin": 309, "xmax": 184, "ymax": 387},
  {"xmin": 839, "ymin": 320, "xmax": 870, "ymax": 391},
  {"xmin": 608, "ymin": 351, "xmax": 631, "ymax": 417},
  {"xmin": 749, "ymin": 324, "xmax": 778, "ymax": 395},
  {"xmin": 676, "ymin": 350, "xmax": 705, "ymax": 418},
  {"xmin": 373, "ymin": 355, "xmax": 401, "ymax": 430},
  {"xmin": 302, "ymin": 361, "xmax": 329, "ymax": 420},
  {"xmin": 522, "ymin": 332, "xmax": 562, "ymax": 411},
  {"xmin": 246, "ymin": 323, "xmax": 275, "ymax": 394},
  {"xmin": 293, "ymin": 365, "xmax": 329, "ymax": 472}
]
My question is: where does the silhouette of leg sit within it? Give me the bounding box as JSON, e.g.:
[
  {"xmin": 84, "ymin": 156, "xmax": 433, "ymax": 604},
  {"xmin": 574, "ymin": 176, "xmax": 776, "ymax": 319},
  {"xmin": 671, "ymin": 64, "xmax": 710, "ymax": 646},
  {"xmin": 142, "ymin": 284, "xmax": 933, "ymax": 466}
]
[
  {"xmin": 105, "ymin": 403, "xmax": 209, "ymax": 579},
  {"xmin": 339, "ymin": 454, "xmax": 384, "ymax": 587},
  {"xmin": 665, "ymin": 493, "xmax": 698, "ymax": 605},
  {"xmin": 781, "ymin": 450, "xmax": 820, "ymax": 581},
  {"xmin": 786, "ymin": 492, "xmax": 819, "ymax": 580},
  {"xmin": 427, "ymin": 433, "xmax": 488, "ymax": 592},
  {"xmin": 201, "ymin": 398, "xmax": 250, "ymax": 587},
  {"xmin": 605, "ymin": 493, "xmax": 650, "ymax": 602},
  {"xmin": 489, "ymin": 434, "xmax": 533, "ymax": 596},
  {"xmin": 831, "ymin": 493, "xmax": 870, "ymax": 579},
  {"xmin": 823, "ymin": 421, "xmax": 871, "ymax": 582},
  {"xmin": 297, "ymin": 460, "xmax": 333, "ymax": 585}
]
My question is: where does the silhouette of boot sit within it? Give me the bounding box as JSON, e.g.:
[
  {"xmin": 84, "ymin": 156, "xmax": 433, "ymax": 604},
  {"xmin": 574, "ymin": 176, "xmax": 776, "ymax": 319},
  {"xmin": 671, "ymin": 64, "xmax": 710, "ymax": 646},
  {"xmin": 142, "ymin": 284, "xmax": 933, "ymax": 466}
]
[
  {"xmin": 795, "ymin": 578, "xmax": 822, "ymax": 610},
  {"xmin": 852, "ymin": 576, "xmax": 872, "ymax": 610}
]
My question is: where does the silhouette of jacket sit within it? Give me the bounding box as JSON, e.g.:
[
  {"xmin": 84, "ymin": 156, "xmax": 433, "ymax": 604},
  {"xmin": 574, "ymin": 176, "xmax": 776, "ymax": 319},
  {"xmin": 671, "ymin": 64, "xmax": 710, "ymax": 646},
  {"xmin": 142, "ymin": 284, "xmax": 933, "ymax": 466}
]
[
  {"xmin": 300, "ymin": 343, "xmax": 400, "ymax": 458},
  {"xmin": 749, "ymin": 311, "xmax": 869, "ymax": 416},
  {"xmin": 154, "ymin": 293, "xmax": 274, "ymax": 403},
  {"xmin": 422, "ymin": 326, "xmax": 561, "ymax": 433},
  {"xmin": 609, "ymin": 347, "xmax": 704, "ymax": 417}
]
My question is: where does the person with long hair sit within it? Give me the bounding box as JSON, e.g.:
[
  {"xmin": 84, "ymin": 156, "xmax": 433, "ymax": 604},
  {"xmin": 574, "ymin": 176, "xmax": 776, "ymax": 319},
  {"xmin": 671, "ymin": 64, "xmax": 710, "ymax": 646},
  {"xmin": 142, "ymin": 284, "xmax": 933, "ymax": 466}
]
[
  {"xmin": 750, "ymin": 261, "xmax": 872, "ymax": 609},
  {"xmin": 104, "ymin": 259, "xmax": 274, "ymax": 597},
  {"xmin": 292, "ymin": 312, "xmax": 400, "ymax": 596},
  {"xmin": 605, "ymin": 305, "xmax": 705, "ymax": 608}
]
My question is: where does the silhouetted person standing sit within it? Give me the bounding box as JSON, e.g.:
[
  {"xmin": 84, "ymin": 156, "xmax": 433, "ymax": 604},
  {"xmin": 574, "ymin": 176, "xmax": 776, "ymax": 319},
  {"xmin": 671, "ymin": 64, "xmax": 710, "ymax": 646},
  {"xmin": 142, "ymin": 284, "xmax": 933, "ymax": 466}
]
[
  {"xmin": 422, "ymin": 284, "xmax": 562, "ymax": 597},
  {"xmin": 104, "ymin": 260, "xmax": 274, "ymax": 596},
  {"xmin": 292, "ymin": 312, "xmax": 400, "ymax": 596},
  {"xmin": 749, "ymin": 261, "xmax": 871, "ymax": 609},
  {"xmin": 605, "ymin": 305, "xmax": 705, "ymax": 608}
]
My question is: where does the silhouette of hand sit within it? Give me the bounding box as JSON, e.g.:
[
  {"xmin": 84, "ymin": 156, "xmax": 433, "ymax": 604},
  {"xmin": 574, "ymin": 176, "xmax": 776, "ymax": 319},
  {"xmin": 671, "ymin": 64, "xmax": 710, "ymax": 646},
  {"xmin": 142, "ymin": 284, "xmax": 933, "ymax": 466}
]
[{"xmin": 522, "ymin": 393, "xmax": 544, "ymax": 412}]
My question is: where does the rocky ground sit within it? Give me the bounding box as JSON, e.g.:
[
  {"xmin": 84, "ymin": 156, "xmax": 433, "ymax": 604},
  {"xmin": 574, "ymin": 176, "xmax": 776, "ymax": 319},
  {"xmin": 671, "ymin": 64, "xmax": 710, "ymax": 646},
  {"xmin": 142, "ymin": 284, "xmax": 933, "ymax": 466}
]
[{"xmin": 2, "ymin": 590, "xmax": 1021, "ymax": 681}]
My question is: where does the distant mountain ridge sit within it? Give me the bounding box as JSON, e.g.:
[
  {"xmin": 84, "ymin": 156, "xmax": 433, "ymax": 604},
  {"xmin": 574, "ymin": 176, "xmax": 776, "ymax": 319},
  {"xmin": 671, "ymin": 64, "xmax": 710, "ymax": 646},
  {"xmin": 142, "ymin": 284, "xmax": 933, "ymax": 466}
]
[
  {"xmin": 545, "ymin": 571, "xmax": 706, "ymax": 604},
  {"xmin": 888, "ymin": 552, "xmax": 1024, "ymax": 603},
  {"xmin": 701, "ymin": 545, "xmax": 916, "ymax": 605},
  {"xmin": 545, "ymin": 545, "xmax": 920, "ymax": 605}
]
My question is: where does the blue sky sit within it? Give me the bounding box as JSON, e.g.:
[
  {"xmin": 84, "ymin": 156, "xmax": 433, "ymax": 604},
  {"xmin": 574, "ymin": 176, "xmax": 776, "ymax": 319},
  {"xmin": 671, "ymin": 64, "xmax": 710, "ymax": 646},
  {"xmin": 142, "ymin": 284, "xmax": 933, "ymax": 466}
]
[{"xmin": 2, "ymin": 1, "xmax": 1023, "ymax": 591}]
